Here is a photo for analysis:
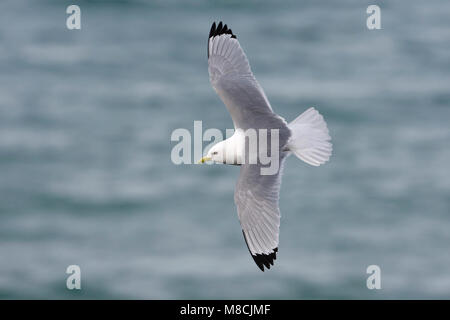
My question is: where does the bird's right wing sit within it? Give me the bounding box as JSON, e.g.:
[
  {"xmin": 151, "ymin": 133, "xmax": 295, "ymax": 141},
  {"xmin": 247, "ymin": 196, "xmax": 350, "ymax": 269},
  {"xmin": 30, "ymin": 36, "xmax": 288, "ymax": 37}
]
[{"xmin": 208, "ymin": 22, "xmax": 283, "ymax": 130}]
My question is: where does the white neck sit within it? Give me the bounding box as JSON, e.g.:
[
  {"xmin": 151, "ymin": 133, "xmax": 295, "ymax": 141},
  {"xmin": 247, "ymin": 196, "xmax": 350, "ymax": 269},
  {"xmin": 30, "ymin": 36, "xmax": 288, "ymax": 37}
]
[{"xmin": 220, "ymin": 129, "xmax": 245, "ymax": 165}]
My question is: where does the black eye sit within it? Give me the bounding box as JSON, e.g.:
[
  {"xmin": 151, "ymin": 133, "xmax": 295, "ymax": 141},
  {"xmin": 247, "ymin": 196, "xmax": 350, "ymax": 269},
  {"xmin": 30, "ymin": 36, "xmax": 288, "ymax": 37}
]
[{"xmin": 212, "ymin": 151, "xmax": 218, "ymax": 155}]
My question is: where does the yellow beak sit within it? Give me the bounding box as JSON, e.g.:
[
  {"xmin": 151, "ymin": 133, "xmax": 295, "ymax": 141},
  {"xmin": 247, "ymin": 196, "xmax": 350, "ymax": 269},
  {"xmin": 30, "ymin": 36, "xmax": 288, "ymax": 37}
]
[{"xmin": 198, "ymin": 156, "xmax": 212, "ymax": 164}]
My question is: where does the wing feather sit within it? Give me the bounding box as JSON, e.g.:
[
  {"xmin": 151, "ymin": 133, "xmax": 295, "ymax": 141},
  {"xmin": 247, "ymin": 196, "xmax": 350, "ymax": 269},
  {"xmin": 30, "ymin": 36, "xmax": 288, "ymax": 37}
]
[
  {"xmin": 234, "ymin": 158, "xmax": 287, "ymax": 271},
  {"xmin": 208, "ymin": 22, "xmax": 289, "ymax": 130}
]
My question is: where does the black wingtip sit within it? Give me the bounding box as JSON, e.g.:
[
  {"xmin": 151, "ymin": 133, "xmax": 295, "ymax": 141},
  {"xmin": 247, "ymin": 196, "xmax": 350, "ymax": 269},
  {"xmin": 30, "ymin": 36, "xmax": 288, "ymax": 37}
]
[
  {"xmin": 208, "ymin": 21, "xmax": 238, "ymax": 59},
  {"xmin": 242, "ymin": 230, "xmax": 278, "ymax": 272},
  {"xmin": 251, "ymin": 249, "xmax": 278, "ymax": 272},
  {"xmin": 209, "ymin": 22, "xmax": 216, "ymax": 39},
  {"xmin": 209, "ymin": 21, "xmax": 237, "ymax": 39},
  {"xmin": 217, "ymin": 21, "xmax": 223, "ymax": 34}
]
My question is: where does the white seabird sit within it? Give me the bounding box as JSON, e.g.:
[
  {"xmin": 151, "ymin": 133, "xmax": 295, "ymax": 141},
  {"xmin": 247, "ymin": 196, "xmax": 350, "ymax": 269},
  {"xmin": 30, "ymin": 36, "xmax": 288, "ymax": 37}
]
[{"xmin": 199, "ymin": 22, "xmax": 332, "ymax": 271}]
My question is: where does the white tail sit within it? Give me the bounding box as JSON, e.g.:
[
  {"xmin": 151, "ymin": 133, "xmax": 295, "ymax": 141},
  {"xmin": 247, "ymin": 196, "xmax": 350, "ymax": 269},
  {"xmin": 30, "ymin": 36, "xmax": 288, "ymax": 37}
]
[{"xmin": 287, "ymin": 107, "xmax": 332, "ymax": 166}]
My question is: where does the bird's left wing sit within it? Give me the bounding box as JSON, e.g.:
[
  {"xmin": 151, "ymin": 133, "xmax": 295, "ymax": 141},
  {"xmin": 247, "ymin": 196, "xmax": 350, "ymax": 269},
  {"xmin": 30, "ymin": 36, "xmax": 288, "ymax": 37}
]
[
  {"xmin": 234, "ymin": 158, "xmax": 287, "ymax": 271},
  {"xmin": 208, "ymin": 22, "xmax": 281, "ymax": 130}
]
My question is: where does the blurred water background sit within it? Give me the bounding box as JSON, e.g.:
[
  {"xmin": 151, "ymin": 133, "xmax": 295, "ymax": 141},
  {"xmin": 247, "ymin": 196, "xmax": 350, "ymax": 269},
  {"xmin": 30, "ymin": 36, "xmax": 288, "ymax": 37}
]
[{"xmin": 0, "ymin": 0, "xmax": 449, "ymax": 299}]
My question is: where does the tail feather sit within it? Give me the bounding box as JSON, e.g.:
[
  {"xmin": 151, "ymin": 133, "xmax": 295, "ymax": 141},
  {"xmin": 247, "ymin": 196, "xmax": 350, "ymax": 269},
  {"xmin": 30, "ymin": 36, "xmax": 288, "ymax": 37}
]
[{"xmin": 287, "ymin": 107, "xmax": 332, "ymax": 166}]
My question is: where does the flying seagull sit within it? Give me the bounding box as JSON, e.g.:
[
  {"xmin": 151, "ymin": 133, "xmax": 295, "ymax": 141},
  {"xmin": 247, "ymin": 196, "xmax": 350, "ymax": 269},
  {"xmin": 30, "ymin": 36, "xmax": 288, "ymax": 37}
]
[{"xmin": 199, "ymin": 22, "xmax": 332, "ymax": 271}]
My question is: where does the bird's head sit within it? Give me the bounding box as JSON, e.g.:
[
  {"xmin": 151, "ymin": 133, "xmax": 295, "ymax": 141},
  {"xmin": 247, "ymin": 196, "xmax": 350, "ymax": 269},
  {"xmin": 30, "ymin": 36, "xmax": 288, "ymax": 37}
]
[{"xmin": 198, "ymin": 141, "xmax": 226, "ymax": 164}]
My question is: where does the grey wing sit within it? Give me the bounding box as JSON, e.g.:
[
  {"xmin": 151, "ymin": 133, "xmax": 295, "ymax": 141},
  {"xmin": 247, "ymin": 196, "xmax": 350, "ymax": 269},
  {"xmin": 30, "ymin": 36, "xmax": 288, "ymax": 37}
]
[
  {"xmin": 208, "ymin": 22, "xmax": 286, "ymax": 131},
  {"xmin": 209, "ymin": 22, "xmax": 290, "ymax": 271},
  {"xmin": 234, "ymin": 158, "xmax": 287, "ymax": 271}
]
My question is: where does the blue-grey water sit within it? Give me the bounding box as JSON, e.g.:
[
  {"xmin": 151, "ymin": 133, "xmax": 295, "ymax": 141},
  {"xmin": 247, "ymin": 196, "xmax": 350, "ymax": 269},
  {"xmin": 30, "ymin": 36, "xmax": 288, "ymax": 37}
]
[{"xmin": 0, "ymin": 0, "xmax": 449, "ymax": 299}]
